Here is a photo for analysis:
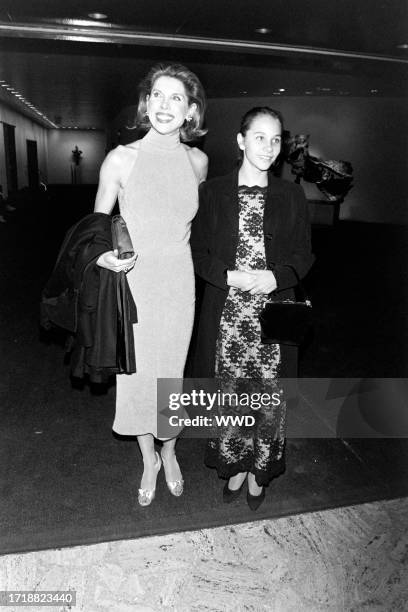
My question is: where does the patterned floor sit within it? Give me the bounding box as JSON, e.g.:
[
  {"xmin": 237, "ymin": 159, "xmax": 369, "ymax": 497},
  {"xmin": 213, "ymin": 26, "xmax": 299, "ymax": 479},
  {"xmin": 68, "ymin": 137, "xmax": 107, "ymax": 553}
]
[{"xmin": 1, "ymin": 497, "xmax": 407, "ymax": 611}]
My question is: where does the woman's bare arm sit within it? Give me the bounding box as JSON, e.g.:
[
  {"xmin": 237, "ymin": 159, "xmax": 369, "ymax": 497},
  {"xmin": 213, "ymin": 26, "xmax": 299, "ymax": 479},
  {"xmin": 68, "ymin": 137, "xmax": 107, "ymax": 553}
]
[
  {"xmin": 94, "ymin": 147, "xmax": 137, "ymax": 272},
  {"xmin": 94, "ymin": 148, "xmax": 123, "ymax": 214},
  {"xmin": 186, "ymin": 146, "xmax": 209, "ymax": 184}
]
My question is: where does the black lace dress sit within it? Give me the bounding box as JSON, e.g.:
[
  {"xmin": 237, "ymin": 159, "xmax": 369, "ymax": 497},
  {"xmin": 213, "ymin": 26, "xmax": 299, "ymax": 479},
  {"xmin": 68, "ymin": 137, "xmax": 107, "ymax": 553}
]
[{"xmin": 205, "ymin": 185, "xmax": 286, "ymax": 486}]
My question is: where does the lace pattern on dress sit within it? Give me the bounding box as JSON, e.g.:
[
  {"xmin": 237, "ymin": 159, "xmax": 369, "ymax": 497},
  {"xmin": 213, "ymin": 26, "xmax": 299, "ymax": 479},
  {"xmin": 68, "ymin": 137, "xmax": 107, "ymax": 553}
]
[{"xmin": 205, "ymin": 186, "xmax": 286, "ymax": 486}]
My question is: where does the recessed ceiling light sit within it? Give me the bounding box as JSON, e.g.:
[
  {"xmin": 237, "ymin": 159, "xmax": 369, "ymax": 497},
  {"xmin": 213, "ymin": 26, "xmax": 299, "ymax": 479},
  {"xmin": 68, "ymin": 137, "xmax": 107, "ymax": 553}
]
[
  {"xmin": 370, "ymin": 89, "xmax": 378, "ymax": 93},
  {"xmin": 255, "ymin": 28, "xmax": 271, "ymax": 34},
  {"xmin": 88, "ymin": 12, "xmax": 108, "ymax": 20},
  {"xmin": 279, "ymin": 88, "xmax": 285, "ymax": 92},
  {"xmin": 397, "ymin": 43, "xmax": 408, "ymax": 49},
  {"xmin": 241, "ymin": 90, "xmax": 248, "ymax": 94}
]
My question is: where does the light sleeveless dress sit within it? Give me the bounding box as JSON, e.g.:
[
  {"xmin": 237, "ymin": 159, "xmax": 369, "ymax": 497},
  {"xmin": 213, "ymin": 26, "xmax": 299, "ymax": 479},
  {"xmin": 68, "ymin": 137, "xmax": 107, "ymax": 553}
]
[{"xmin": 114, "ymin": 128, "xmax": 199, "ymax": 437}]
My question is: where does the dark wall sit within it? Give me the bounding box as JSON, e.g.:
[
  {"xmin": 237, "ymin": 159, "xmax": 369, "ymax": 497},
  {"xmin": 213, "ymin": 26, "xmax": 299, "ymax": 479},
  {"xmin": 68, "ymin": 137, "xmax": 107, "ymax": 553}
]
[{"xmin": 203, "ymin": 97, "xmax": 408, "ymax": 224}]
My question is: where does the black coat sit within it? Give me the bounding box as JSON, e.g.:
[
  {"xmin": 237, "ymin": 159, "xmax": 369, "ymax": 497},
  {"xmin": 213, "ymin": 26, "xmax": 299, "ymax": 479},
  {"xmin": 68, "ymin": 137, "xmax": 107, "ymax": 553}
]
[
  {"xmin": 41, "ymin": 213, "xmax": 137, "ymax": 383},
  {"xmin": 190, "ymin": 169, "xmax": 315, "ymax": 378}
]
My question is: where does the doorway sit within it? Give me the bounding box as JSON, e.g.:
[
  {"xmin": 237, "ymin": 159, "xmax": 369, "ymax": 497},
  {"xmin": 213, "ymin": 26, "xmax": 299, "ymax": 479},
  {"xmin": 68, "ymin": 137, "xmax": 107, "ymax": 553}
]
[
  {"xmin": 26, "ymin": 139, "xmax": 39, "ymax": 189},
  {"xmin": 3, "ymin": 123, "xmax": 18, "ymax": 195}
]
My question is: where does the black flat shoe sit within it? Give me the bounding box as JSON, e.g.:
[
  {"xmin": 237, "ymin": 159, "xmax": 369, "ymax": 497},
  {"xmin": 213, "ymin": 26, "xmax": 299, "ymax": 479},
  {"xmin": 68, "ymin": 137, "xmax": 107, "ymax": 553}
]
[
  {"xmin": 247, "ymin": 488, "xmax": 265, "ymax": 511},
  {"xmin": 223, "ymin": 479, "xmax": 245, "ymax": 503}
]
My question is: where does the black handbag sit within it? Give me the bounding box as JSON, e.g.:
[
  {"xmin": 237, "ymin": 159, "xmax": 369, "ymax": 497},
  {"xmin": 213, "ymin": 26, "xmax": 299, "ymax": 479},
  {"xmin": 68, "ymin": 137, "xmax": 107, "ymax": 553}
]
[
  {"xmin": 259, "ymin": 265, "xmax": 313, "ymax": 346},
  {"xmin": 111, "ymin": 215, "xmax": 135, "ymax": 260}
]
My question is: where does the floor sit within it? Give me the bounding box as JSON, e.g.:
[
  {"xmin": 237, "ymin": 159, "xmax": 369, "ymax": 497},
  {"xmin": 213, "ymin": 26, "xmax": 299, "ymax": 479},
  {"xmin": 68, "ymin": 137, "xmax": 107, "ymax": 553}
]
[{"xmin": 1, "ymin": 497, "xmax": 407, "ymax": 611}]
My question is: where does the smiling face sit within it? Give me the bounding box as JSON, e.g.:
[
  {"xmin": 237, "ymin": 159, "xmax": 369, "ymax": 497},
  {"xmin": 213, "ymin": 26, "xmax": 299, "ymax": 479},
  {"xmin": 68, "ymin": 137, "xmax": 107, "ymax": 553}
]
[
  {"xmin": 146, "ymin": 75, "xmax": 195, "ymax": 136},
  {"xmin": 237, "ymin": 114, "xmax": 282, "ymax": 174}
]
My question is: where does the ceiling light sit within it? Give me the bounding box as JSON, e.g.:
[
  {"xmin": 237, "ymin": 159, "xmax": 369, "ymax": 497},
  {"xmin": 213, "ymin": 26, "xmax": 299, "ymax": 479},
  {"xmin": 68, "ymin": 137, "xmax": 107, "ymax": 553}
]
[
  {"xmin": 255, "ymin": 28, "xmax": 271, "ymax": 34},
  {"xmin": 88, "ymin": 12, "xmax": 108, "ymax": 20},
  {"xmin": 397, "ymin": 43, "xmax": 408, "ymax": 49},
  {"xmin": 279, "ymin": 88, "xmax": 285, "ymax": 92},
  {"xmin": 370, "ymin": 89, "xmax": 378, "ymax": 93}
]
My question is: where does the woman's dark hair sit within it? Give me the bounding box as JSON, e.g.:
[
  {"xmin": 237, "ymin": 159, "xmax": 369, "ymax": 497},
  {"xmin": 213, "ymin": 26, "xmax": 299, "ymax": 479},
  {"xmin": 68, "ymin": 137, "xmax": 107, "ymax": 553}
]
[
  {"xmin": 136, "ymin": 63, "xmax": 207, "ymax": 142},
  {"xmin": 239, "ymin": 106, "xmax": 284, "ymax": 136},
  {"xmin": 238, "ymin": 107, "xmax": 284, "ymax": 165}
]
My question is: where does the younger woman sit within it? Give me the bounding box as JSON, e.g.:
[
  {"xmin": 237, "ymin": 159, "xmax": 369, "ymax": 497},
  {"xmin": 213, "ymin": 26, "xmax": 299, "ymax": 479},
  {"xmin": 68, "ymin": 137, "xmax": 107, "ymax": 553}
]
[{"xmin": 191, "ymin": 107, "xmax": 314, "ymax": 510}]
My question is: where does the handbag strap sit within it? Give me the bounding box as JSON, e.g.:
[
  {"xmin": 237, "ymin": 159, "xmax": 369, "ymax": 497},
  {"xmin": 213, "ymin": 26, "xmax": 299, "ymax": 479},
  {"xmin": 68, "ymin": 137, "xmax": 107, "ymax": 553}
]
[{"xmin": 276, "ymin": 263, "xmax": 311, "ymax": 305}]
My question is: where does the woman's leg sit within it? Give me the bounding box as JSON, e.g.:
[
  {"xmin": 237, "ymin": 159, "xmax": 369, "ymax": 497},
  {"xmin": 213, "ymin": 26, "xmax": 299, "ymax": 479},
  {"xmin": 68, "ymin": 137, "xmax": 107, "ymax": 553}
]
[
  {"xmin": 247, "ymin": 472, "xmax": 263, "ymax": 495},
  {"xmin": 137, "ymin": 433, "xmax": 160, "ymax": 491},
  {"xmin": 161, "ymin": 436, "xmax": 183, "ymax": 483},
  {"xmin": 227, "ymin": 471, "xmax": 248, "ymax": 491}
]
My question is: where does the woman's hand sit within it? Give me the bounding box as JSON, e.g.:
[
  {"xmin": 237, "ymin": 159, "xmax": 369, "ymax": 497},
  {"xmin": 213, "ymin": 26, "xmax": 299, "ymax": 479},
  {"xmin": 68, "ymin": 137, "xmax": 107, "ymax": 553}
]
[
  {"xmin": 242, "ymin": 269, "xmax": 277, "ymax": 295},
  {"xmin": 96, "ymin": 249, "xmax": 137, "ymax": 273},
  {"xmin": 227, "ymin": 269, "xmax": 257, "ymax": 291}
]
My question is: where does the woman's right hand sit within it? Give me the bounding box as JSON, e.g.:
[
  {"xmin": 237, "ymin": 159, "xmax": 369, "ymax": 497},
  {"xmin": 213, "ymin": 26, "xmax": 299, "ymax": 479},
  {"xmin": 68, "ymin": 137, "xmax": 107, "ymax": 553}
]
[
  {"xmin": 227, "ymin": 269, "xmax": 256, "ymax": 291},
  {"xmin": 96, "ymin": 249, "xmax": 137, "ymax": 273}
]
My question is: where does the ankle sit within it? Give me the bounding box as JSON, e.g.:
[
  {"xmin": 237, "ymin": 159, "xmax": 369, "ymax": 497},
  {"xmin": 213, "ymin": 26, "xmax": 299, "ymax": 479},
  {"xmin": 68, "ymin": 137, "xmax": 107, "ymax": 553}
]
[
  {"xmin": 228, "ymin": 472, "xmax": 248, "ymax": 490},
  {"xmin": 247, "ymin": 473, "xmax": 263, "ymax": 494},
  {"xmin": 143, "ymin": 451, "xmax": 159, "ymax": 468}
]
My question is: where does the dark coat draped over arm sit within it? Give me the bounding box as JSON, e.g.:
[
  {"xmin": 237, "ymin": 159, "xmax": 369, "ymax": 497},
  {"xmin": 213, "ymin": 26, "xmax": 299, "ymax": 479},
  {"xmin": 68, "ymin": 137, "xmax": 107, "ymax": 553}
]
[
  {"xmin": 190, "ymin": 169, "xmax": 315, "ymax": 378},
  {"xmin": 41, "ymin": 213, "xmax": 137, "ymax": 383}
]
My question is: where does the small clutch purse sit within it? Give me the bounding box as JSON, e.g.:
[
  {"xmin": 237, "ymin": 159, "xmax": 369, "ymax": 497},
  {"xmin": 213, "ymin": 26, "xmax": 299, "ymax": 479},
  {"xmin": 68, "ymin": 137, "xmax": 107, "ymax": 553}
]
[
  {"xmin": 259, "ymin": 265, "xmax": 313, "ymax": 346},
  {"xmin": 111, "ymin": 215, "xmax": 134, "ymax": 260}
]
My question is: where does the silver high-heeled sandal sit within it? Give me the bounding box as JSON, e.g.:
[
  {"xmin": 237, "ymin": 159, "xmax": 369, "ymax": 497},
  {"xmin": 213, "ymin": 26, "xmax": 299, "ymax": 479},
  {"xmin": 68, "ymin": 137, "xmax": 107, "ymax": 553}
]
[
  {"xmin": 138, "ymin": 451, "xmax": 162, "ymax": 507},
  {"xmin": 161, "ymin": 453, "xmax": 184, "ymax": 497}
]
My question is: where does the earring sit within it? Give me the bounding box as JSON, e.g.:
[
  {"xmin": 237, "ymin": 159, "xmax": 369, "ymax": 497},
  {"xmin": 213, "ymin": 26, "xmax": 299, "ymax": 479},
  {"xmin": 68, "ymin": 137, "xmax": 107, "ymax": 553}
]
[{"xmin": 186, "ymin": 115, "xmax": 192, "ymax": 122}]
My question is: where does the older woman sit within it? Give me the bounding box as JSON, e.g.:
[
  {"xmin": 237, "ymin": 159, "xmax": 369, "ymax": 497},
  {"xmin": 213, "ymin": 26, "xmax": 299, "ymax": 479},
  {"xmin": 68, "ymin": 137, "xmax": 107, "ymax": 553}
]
[{"xmin": 95, "ymin": 64, "xmax": 208, "ymax": 506}]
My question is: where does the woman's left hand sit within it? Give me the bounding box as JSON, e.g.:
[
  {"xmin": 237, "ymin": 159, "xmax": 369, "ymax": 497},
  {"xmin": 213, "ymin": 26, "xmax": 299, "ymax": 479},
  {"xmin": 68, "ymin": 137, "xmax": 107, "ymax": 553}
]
[{"xmin": 242, "ymin": 269, "xmax": 277, "ymax": 295}]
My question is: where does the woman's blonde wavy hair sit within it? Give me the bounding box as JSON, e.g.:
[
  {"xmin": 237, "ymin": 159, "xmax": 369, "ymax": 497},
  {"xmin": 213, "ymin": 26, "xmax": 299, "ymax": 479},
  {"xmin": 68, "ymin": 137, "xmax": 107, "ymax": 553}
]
[{"xmin": 136, "ymin": 63, "xmax": 207, "ymax": 142}]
